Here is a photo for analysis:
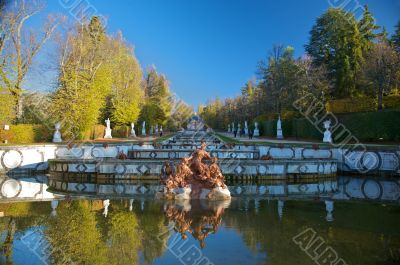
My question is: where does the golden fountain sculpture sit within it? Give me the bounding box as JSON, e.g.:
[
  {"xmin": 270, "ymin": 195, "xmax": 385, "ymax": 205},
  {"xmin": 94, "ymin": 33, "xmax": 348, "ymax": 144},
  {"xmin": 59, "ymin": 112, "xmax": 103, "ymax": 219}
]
[{"xmin": 157, "ymin": 143, "xmax": 231, "ymax": 200}]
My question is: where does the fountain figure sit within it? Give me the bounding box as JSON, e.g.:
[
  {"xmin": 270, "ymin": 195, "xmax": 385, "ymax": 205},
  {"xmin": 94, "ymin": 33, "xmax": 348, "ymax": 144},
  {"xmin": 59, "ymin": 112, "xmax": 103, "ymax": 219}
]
[{"xmin": 157, "ymin": 142, "xmax": 231, "ymax": 200}]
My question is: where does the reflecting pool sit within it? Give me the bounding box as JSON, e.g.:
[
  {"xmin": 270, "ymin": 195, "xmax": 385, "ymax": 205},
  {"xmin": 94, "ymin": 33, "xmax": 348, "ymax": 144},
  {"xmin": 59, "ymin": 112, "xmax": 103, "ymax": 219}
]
[{"xmin": 0, "ymin": 175, "xmax": 399, "ymax": 265}]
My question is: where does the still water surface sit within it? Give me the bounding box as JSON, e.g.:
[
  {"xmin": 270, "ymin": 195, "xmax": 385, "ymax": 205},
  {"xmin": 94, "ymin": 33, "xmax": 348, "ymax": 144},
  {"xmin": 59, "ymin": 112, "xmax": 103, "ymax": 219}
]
[{"xmin": 0, "ymin": 176, "xmax": 399, "ymax": 265}]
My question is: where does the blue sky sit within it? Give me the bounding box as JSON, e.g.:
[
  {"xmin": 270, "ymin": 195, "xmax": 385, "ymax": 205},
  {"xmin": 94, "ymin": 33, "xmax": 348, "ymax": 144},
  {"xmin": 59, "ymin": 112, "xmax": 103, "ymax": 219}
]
[{"xmin": 25, "ymin": 0, "xmax": 400, "ymax": 109}]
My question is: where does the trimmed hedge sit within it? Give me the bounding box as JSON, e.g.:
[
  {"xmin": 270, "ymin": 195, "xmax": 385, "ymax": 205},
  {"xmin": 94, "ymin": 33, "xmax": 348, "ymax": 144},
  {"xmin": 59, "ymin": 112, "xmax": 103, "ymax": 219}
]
[
  {"xmin": 326, "ymin": 95, "xmax": 400, "ymax": 113},
  {"xmin": 291, "ymin": 119, "xmax": 323, "ymax": 140},
  {"xmin": 81, "ymin": 125, "xmax": 105, "ymax": 140},
  {"xmin": 256, "ymin": 110, "xmax": 400, "ymax": 142},
  {"xmin": 83, "ymin": 125, "xmax": 130, "ymax": 139},
  {"xmin": 335, "ymin": 111, "xmax": 400, "ymax": 142},
  {"xmin": 0, "ymin": 124, "xmax": 52, "ymax": 144},
  {"xmin": 113, "ymin": 125, "xmax": 130, "ymax": 138},
  {"xmin": 256, "ymin": 118, "xmax": 322, "ymax": 140},
  {"xmin": 0, "ymin": 123, "xmax": 135, "ymax": 144}
]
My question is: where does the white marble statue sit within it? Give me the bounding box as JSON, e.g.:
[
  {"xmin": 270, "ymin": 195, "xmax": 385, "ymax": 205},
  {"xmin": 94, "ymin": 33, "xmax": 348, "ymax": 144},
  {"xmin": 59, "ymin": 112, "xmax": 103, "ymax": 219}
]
[
  {"xmin": 228, "ymin": 124, "xmax": 231, "ymax": 133},
  {"xmin": 232, "ymin": 122, "xmax": 235, "ymax": 134},
  {"xmin": 325, "ymin": 200, "xmax": 334, "ymax": 222},
  {"xmin": 244, "ymin": 121, "xmax": 249, "ymax": 135},
  {"xmin": 130, "ymin": 123, "xmax": 136, "ymax": 137},
  {"xmin": 103, "ymin": 199, "xmax": 110, "ymax": 217},
  {"xmin": 53, "ymin": 122, "xmax": 62, "ymax": 143},
  {"xmin": 104, "ymin": 118, "xmax": 112, "ymax": 139},
  {"xmin": 253, "ymin": 122, "xmax": 260, "ymax": 137},
  {"xmin": 278, "ymin": 200, "xmax": 284, "ymax": 220},
  {"xmin": 141, "ymin": 121, "xmax": 146, "ymax": 136},
  {"xmin": 238, "ymin": 123, "xmax": 241, "ymax": 135},
  {"xmin": 160, "ymin": 125, "xmax": 163, "ymax": 132},
  {"xmin": 51, "ymin": 200, "xmax": 59, "ymax": 217},
  {"xmin": 276, "ymin": 115, "xmax": 283, "ymax": 139},
  {"xmin": 155, "ymin": 124, "xmax": 159, "ymax": 134},
  {"xmin": 150, "ymin": 125, "xmax": 154, "ymax": 135},
  {"xmin": 323, "ymin": 120, "xmax": 333, "ymax": 143}
]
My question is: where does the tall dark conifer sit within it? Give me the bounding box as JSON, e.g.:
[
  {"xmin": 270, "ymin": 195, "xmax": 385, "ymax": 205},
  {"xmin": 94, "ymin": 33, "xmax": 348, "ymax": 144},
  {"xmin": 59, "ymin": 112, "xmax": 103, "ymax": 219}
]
[
  {"xmin": 305, "ymin": 8, "xmax": 363, "ymax": 98},
  {"xmin": 392, "ymin": 21, "xmax": 400, "ymax": 53}
]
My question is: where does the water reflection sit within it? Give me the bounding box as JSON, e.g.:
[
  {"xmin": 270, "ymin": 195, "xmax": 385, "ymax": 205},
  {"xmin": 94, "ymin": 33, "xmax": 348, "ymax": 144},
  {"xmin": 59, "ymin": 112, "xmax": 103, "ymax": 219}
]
[
  {"xmin": 1, "ymin": 174, "xmax": 399, "ymax": 204},
  {"xmin": 163, "ymin": 200, "xmax": 228, "ymax": 249},
  {"xmin": 0, "ymin": 197, "xmax": 399, "ymax": 264},
  {"xmin": 0, "ymin": 175, "xmax": 400, "ymax": 264}
]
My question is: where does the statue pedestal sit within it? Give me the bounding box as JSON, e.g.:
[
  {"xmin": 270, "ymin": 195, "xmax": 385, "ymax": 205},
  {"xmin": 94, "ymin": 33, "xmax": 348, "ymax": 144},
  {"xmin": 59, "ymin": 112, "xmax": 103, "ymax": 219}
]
[
  {"xmin": 323, "ymin": 130, "xmax": 332, "ymax": 143},
  {"xmin": 244, "ymin": 128, "xmax": 249, "ymax": 135},
  {"xmin": 130, "ymin": 130, "xmax": 136, "ymax": 137},
  {"xmin": 53, "ymin": 123, "xmax": 62, "ymax": 143},
  {"xmin": 53, "ymin": 132, "xmax": 62, "ymax": 143},
  {"xmin": 277, "ymin": 129, "xmax": 283, "ymax": 139},
  {"xmin": 253, "ymin": 129, "xmax": 260, "ymax": 137},
  {"xmin": 104, "ymin": 128, "xmax": 112, "ymax": 139}
]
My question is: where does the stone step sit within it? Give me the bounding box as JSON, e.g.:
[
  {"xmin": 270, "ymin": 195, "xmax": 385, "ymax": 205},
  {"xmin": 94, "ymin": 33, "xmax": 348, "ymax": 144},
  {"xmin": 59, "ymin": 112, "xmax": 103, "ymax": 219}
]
[
  {"xmin": 127, "ymin": 149, "xmax": 260, "ymax": 160},
  {"xmin": 48, "ymin": 158, "xmax": 337, "ymax": 176}
]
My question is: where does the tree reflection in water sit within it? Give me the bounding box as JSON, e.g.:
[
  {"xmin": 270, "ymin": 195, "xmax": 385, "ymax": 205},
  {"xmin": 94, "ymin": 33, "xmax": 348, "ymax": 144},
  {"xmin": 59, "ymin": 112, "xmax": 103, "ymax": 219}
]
[
  {"xmin": 163, "ymin": 200, "xmax": 229, "ymax": 249},
  {"xmin": 0, "ymin": 197, "xmax": 400, "ymax": 265}
]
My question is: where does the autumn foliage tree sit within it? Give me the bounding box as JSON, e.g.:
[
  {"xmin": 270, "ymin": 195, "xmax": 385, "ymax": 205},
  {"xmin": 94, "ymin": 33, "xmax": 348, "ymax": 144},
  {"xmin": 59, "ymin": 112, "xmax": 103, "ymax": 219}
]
[{"xmin": 50, "ymin": 17, "xmax": 113, "ymax": 139}]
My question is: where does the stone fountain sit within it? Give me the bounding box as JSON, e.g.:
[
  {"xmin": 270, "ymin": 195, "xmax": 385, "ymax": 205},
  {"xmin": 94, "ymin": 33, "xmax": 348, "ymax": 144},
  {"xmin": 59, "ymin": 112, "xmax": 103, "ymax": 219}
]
[{"xmin": 156, "ymin": 142, "xmax": 231, "ymax": 201}]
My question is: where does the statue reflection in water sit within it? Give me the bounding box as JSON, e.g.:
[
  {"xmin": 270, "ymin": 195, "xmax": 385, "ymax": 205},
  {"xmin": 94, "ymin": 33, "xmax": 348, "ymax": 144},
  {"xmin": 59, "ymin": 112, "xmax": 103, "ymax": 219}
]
[{"xmin": 163, "ymin": 200, "xmax": 229, "ymax": 249}]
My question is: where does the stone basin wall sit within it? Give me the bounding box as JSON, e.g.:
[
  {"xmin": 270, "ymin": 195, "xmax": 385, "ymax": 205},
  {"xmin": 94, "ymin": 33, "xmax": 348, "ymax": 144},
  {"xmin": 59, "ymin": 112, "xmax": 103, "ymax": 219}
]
[{"xmin": 0, "ymin": 142, "xmax": 399, "ymax": 176}]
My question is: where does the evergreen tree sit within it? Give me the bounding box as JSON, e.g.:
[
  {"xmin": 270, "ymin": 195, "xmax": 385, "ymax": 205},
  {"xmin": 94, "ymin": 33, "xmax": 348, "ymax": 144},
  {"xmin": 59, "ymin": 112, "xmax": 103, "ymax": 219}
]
[
  {"xmin": 241, "ymin": 80, "xmax": 255, "ymax": 97},
  {"xmin": 259, "ymin": 45, "xmax": 304, "ymax": 113},
  {"xmin": 140, "ymin": 68, "xmax": 172, "ymax": 128},
  {"xmin": 380, "ymin": 26, "xmax": 389, "ymax": 42},
  {"xmin": 87, "ymin": 16, "xmax": 106, "ymax": 44},
  {"xmin": 358, "ymin": 5, "xmax": 380, "ymax": 54},
  {"xmin": 305, "ymin": 8, "xmax": 363, "ymax": 98},
  {"xmin": 392, "ymin": 21, "xmax": 400, "ymax": 53}
]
